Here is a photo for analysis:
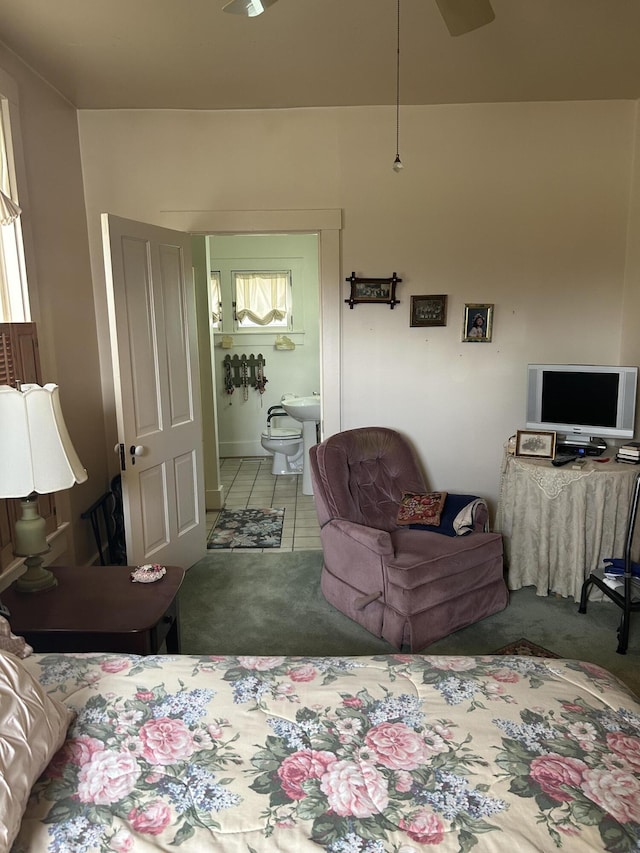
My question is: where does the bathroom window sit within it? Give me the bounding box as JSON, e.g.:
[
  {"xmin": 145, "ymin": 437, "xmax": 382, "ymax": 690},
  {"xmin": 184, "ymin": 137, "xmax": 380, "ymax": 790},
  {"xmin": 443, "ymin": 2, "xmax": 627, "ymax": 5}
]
[
  {"xmin": 210, "ymin": 271, "xmax": 221, "ymax": 330},
  {"xmin": 233, "ymin": 271, "xmax": 291, "ymax": 330},
  {"xmin": 0, "ymin": 92, "xmax": 29, "ymax": 322}
]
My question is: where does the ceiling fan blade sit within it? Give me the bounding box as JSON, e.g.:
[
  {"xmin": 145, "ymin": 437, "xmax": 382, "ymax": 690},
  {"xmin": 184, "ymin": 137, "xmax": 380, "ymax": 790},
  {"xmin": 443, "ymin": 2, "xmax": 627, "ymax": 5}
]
[
  {"xmin": 435, "ymin": 0, "xmax": 495, "ymax": 36},
  {"xmin": 222, "ymin": 0, "xmax": 279, "ymax": 17}
]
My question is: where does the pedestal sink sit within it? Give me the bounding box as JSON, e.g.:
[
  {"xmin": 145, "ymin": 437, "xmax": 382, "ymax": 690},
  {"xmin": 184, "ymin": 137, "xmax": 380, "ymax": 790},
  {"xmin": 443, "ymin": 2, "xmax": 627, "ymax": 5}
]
[{"xmin": 281, "ymin": 396, "xmax": 321, "ymax": 495}]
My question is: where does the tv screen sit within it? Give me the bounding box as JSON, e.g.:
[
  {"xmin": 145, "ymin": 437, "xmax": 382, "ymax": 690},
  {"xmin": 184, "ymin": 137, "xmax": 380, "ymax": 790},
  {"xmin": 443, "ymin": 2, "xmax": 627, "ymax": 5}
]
[
  {"xmin": 541, "ymin": 371, "xmax": 618, "ymax": 429},
  {"xmin": 526, "ymin": 364, "xmax": 638, "ymax": 442}
]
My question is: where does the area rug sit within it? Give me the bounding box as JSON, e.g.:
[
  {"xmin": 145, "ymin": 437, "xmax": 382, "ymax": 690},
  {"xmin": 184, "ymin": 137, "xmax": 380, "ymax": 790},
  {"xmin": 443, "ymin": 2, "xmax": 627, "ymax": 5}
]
[
  {"xmin": 493, "ymin": 637, "xmax": 561, "ymax": 659},
  {"xmin": 207, "ymin": 507, "xmax": 285, "ymax": 549}
]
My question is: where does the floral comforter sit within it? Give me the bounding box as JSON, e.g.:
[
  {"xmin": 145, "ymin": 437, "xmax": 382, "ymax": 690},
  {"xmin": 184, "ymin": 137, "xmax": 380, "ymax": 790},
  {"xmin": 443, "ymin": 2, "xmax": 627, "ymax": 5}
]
[{"xmin": 13, "ymin": 653, "xmax": 640, "ymax": 852}]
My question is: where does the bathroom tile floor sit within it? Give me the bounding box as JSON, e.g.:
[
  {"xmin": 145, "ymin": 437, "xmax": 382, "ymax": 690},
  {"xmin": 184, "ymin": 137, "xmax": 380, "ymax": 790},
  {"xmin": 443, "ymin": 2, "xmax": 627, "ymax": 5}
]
[{"xmin": 205, "ymin": 457, "xmax": 322, "ymax": 552}]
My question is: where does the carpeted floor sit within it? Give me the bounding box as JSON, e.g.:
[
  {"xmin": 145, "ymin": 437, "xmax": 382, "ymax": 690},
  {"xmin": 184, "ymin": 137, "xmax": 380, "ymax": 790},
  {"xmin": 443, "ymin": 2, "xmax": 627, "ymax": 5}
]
[{"xmin": 180, "ymin": 550, "xmax": 640, "ymax": 698}]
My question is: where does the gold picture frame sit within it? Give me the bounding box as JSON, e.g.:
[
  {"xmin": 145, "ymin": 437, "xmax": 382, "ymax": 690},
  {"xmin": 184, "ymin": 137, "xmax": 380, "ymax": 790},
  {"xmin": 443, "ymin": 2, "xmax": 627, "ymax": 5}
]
[
  {"xmin": 515, "ymin": 429, "xmax": 557, "ymax": 459},
  {"xmin": 462, "ymin": 303, "xmax": 493, "ymax": 342}
]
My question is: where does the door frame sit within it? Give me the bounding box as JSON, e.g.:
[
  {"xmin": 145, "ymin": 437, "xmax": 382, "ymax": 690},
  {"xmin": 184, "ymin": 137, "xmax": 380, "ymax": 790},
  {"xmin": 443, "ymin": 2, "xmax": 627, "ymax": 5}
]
[{"xmin": 159, "ymin": 208, "xmax": 342, "ymax": 505}]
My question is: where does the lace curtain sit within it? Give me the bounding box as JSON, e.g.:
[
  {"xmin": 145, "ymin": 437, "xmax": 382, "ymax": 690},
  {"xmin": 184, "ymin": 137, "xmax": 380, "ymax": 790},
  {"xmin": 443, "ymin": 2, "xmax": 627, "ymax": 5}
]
[
  {"xmin": 0, "ymin": 107, "xmax": 20, "ymax": 225},
  {"xmin": 0, "ymin": 99, "xmax": 26, "ymax": 322}
]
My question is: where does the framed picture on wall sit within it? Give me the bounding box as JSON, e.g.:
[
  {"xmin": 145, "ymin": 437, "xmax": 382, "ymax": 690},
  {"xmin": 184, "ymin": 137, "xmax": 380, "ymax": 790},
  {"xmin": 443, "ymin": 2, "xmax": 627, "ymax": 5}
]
[
  {"xmin": 515, "ymin": 429, "xmax": 557, "ymax": 459},
  {"xmin": 410, "ymin": 295, "xmax": 447, "ymax": 327},
  {"xmin": 344, "ymin": 272, "xmax": 401, "ymax": 309},
  {"xmin": 462, "ymin": 303, "xmax": 493, "ymax": 342}
]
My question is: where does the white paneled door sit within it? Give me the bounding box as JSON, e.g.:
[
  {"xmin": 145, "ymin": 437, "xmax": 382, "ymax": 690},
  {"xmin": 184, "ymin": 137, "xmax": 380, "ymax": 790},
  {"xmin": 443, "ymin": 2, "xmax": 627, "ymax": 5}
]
[{"xmin": 102, "ymin": 214, "xmax": 205, "ymax": 568}]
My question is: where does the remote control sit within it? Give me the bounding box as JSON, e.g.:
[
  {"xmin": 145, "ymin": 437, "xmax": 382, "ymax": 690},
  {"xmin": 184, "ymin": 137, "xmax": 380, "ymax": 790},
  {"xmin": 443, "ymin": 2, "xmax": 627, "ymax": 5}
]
[{"xmin": 552, "ymin": 455, "xmax": 578, "ymax": 467}]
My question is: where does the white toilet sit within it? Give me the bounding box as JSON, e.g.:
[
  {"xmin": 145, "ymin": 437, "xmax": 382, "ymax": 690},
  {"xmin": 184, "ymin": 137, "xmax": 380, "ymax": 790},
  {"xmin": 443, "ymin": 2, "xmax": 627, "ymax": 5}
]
[{"xmin": 261, "ymin": 426, "xmax": 304, "ymax": 475}]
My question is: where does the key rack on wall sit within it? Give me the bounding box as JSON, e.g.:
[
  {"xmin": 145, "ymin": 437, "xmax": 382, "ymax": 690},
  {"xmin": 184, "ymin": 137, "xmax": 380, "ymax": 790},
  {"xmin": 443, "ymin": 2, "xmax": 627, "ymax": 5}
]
[{"xmin": 223, "ymin": 354, "xmax": 267, "ymax": 391}]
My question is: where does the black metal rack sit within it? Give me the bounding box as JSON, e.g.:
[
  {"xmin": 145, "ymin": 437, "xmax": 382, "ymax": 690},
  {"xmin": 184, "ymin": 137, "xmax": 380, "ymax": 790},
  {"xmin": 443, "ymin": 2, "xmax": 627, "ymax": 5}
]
[{"xmin": 578, "ymin": 470, "xmax": 640, "ymax": 654}]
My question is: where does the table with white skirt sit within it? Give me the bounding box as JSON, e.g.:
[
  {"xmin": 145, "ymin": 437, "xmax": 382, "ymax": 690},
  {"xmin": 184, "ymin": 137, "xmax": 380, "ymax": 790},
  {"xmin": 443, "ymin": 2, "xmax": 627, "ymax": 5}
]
[{"xmin": 495, "ymin": 450, "xmax": 640, "ymax": 600}]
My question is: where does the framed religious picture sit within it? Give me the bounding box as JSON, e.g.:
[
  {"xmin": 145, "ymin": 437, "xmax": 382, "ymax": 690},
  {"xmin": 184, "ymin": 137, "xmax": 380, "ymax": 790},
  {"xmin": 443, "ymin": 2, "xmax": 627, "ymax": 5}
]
[
  {"xmin": 410, "ymin": 294, "xmax": 447, "ymax": 327},
  {"xmin": 515, "ymin": 429, "xmax": 557, "ymax": 459},
  {"xmin": 462, "ymin": 303, "xmax": 493, "ymax": 342}
]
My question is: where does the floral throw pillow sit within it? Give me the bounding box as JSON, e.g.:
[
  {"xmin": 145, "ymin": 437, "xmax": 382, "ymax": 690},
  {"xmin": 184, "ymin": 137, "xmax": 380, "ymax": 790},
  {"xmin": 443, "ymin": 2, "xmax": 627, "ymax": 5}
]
[{"xmin": 396, "ymin": 491, "xmax": 447, "ymax": 527}]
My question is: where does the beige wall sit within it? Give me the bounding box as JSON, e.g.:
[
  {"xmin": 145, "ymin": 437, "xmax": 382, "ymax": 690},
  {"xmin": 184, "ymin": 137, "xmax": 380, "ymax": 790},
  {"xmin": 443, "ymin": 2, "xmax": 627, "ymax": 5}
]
[
  {"xmin": 0, "ymin": 48, "xmax": 107, "ymax": 565},
  {"xmin": 4, "ymin": 44, "xmax": 638, "ymax": 562},
  {"xmin": 78, "ymin": 101, "xmax": 637, "ymax": 512},
  {"xmin": 621, "ymin": 101, "xmax": 640, "ymax": 375}
]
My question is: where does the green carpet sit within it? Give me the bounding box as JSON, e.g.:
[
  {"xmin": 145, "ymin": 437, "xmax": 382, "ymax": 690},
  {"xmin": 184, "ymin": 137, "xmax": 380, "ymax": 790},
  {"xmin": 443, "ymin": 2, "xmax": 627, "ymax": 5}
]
[{"xmin": 180, "ymin": 550, "xmax": 640, "ymax": 698}]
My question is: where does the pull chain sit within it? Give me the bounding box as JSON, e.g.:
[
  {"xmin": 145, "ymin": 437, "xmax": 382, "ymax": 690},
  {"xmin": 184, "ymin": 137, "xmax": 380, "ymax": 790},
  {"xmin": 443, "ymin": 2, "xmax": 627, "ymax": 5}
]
[{"xmin": 393, "ymin": 0, "xmax": 403, "ymax": 172}]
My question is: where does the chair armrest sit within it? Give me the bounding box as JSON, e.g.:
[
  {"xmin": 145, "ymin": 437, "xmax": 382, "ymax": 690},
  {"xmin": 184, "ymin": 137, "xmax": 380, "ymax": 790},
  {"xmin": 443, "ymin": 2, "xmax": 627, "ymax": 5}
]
[
  {"xmin": 324, "ymin": 518, "xmax": 394, "ymax": 556},
  {"xmin": 463, "ymin": 498, "xmax": 489, "ymax": 533}
]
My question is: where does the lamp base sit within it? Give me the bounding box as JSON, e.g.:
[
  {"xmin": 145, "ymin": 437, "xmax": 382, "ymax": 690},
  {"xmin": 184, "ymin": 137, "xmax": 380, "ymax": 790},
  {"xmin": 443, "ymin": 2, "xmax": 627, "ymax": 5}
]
[
  {"xmin": 13, "ymin": 495, "xmax": 57, "ymax": 593},
  {"xmin": 14, "ymin": 554, "xmax": 57, "ymax": 593}
]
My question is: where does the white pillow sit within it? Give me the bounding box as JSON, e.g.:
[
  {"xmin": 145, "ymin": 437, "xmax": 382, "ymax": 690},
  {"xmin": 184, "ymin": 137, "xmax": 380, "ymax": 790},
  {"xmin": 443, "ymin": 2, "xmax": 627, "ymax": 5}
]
[
  {"xmin": 0, "ymin": 652, "xmax": 73, "ymax": 850},
  {"xmin": 0, "ymin": 615, "xmax": 33, "ymax": 658}
]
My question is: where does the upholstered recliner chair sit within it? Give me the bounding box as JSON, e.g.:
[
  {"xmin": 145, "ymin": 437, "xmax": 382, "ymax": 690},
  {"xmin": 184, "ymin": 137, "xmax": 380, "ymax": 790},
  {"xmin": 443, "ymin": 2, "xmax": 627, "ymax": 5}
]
[{"xmin": 309, "ymin": 427, "xmax": 507, "ymax": 651}]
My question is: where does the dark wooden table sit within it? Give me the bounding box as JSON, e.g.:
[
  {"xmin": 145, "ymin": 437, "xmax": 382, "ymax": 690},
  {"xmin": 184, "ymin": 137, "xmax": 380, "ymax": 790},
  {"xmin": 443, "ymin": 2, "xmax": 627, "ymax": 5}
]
[{"xmin": 3, "ymin": 564, "xmax": 184, "ymax": 655}]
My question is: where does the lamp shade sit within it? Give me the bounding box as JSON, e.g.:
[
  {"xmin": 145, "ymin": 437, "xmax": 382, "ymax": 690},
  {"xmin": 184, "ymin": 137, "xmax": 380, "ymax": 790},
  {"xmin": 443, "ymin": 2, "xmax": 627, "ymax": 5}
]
[{"xmin": 0, "ymin": 383, "xmax": 87, "ymax": 498}]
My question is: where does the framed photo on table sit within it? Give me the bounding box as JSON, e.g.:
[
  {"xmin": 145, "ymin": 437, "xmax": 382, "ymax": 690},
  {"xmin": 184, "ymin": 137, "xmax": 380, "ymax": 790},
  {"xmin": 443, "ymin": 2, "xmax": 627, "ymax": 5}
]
[{"xmin": 515, "ymin": 429, "xmax": 557, "ymax": 459}]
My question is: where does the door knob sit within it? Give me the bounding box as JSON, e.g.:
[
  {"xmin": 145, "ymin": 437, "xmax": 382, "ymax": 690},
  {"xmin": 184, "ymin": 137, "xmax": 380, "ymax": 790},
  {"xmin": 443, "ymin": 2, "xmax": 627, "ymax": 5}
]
[{"xmin": 129, "ymin": 444, "xmax": 145, "ymax": 466}]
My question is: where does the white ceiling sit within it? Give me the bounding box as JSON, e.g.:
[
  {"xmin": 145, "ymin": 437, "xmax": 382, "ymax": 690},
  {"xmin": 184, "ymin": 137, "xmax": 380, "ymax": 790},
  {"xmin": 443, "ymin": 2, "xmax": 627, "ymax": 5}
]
[{"xmin": 0, "ymin": 0, "xmax": 639, "ymax": 111}]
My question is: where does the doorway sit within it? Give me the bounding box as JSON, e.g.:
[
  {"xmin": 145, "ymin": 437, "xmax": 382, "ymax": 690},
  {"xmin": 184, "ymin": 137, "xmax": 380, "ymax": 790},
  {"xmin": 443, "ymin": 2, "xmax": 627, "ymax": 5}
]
[
  {"xmin": 163, "ymin": 207, "xmax": 342, "ymax": 510},
  {"xmin": 208, "ymin": 232, "xmax": 320, "ymax": 460}
]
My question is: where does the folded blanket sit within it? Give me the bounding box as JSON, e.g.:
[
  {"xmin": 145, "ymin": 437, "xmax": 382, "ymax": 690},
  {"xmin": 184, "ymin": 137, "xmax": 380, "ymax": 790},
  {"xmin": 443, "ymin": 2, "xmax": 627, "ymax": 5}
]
[
  {"xmin": 453, "ymin": 497, "xmax": 489, "ymax": 535},
  {"xmin": 409, "ymin": 494, "xmax": 489, "ymax": 537},
  {"xmin": 603, "ymin": 557, "xmax": 640, "ymax": 577}
]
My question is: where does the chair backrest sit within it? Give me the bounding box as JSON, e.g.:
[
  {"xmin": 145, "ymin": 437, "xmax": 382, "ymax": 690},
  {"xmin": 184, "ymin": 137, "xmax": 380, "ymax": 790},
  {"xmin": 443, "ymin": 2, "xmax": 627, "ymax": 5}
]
[
  {"xmin": 310, "ymin": 427, "xmax": 427, "ymax": 532},
  {"xmin": 80, "ymin": 474, "xmax": 127, "ymax": 566}
]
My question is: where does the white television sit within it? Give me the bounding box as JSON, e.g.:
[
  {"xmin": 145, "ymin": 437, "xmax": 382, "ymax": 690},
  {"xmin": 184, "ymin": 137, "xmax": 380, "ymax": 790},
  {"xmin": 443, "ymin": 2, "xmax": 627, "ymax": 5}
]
[{"xmin": 526, "ymin": 364, "xmax": 638, "ymax": 445}]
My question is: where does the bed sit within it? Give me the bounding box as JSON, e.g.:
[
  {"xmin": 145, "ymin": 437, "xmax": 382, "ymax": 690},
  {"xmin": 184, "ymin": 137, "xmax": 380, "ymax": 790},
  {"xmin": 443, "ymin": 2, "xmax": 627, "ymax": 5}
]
[{"xmin": 4, "ymin": 649, "xmax": 640, "ymax": 852}]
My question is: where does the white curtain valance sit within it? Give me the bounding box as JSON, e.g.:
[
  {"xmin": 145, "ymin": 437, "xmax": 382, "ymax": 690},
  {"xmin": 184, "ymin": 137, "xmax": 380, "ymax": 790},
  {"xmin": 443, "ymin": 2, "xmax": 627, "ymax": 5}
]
[
  {"xmin": 0, "ymin": 189, "xmax": 21, "ymax": 225},
  {"xmin": 0, "ymin": 113, "xmax": 20, "ymax": 225},
  {"xmin": 235, "ymin": 272, "xmax": 288, "ymax": 326}
]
